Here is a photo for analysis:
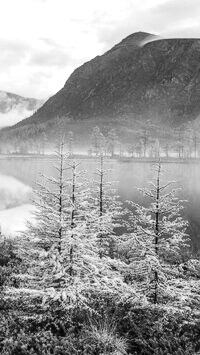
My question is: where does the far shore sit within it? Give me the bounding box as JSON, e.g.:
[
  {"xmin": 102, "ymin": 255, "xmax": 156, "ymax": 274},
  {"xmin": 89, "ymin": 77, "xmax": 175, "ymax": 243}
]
[{"xmin": 0, "ymin": 153, "xmax": 200, "ymax": 164}]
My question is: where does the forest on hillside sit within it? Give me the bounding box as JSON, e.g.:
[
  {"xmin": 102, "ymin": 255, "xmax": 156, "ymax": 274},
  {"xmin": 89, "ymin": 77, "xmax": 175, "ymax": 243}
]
[
  {"xmin": 0, "ymin": 141, "xmax": 200, "ymax": 355},
  {"xmin": 2, "ymin": 118, "xmax": 200, "ymax": 159}
]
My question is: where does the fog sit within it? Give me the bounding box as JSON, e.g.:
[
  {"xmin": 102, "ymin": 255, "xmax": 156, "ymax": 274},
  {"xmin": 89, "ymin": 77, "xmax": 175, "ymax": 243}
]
[{"xmin": 0, "ymin": 108, "xmax": 34, "ymax": 127}]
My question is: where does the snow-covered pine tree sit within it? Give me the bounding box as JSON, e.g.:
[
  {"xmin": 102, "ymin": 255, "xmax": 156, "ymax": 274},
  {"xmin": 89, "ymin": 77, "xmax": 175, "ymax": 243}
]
[
  {"xmin": 89, "ymin": 155, "xmax": 126, "ymax": 260},
  {"xmin": 127, "ymin": 160, "xmax": 189, "ymax": 304},
  {"xmin": 19, "ymin": 150, "xmax": 92, "ymax": 309},
  {"xmin": 24, "ymin": 140, "xmax": 70, "ymax": 253},
  {"xmin": 3, "ymin": 141, "xmax": 70, "ymax": 302},
  {"xmin": 17, "ymin": 145, "xmax": 134, "ymax": 313}
]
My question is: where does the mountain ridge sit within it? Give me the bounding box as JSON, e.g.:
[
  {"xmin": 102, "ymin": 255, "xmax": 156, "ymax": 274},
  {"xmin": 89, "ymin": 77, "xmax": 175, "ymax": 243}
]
[
  {"xmin": 0, "ymin": 90, "xmax": 44, "ymax": 127},
  {"xmin": 8, "ymin": 32, "xmax": 200, "ymax": 132}
]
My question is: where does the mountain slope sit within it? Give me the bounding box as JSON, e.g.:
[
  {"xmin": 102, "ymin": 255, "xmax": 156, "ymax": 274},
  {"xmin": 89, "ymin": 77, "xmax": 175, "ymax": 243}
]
[
  {"xmin": 14, "ymin": 31, "xmax": 200, "ymax": 129},
  {"xmin": 0, "ymin": 91, "xmax": 44, "ymax": 127}
]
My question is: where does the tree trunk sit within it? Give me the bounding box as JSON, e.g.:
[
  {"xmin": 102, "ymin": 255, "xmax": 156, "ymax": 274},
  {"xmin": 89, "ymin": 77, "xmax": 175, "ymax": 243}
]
[
  {"xmin": 69, "ymin": 162, "xmax": 76, "ymax": 278},
  {"xmin": 58, "ymin": 142, "xmax": 64, "ymax": 254},
  {"xmin": 99, "ymin": 156, "xmax": 103, "ymax": 258},
  {"xmin": 154, "ymin": 162, "xmax": 160, "ymax": 304}
]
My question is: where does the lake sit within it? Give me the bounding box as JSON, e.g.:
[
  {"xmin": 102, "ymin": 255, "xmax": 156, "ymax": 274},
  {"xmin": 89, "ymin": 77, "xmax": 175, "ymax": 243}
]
[{"xmin": 0, "ymin": 156, "xmax": 199, "ymax": 252}]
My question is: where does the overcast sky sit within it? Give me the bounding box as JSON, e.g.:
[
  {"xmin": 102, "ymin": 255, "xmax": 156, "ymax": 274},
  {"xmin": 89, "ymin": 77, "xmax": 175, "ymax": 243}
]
[{"xmin": 1, "ymin": 0, "xmax": 200, "ymax": 99}]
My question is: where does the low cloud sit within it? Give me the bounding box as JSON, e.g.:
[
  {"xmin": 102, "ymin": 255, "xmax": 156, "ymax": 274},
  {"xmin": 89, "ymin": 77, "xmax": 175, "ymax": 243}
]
[
  {"xmin": 0, "ymin": 39, "xmax": 31, "ymax": 69},
  {"xmin": 29, "ymin": 48, "xmax": 73, "ymax": 68},
  {"xmin": 0, "ymin": 108, "xmax": 36, "ymax": 127},
  {"xmin": 0, "ymin": 37, "xmax": 76, "ymax": 98}
]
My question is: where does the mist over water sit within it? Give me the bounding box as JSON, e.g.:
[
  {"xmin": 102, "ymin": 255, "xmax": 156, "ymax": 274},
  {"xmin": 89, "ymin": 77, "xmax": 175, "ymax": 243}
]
[{"xmin": 0, "ymin": 157, "xmax": 199, "ymax": 251}]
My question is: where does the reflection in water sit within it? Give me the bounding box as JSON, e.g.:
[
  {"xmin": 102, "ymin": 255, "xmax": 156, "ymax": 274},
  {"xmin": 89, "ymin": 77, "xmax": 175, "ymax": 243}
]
[
  {"xmin": 0, "ymin": 204, "xmax": 35, "ymax": 236},
  {"xmin": 0, "ymin": 172, "xmax": 32, "ymax": 235},
  {"xmin": 0, "ymin": 174, "xmax": 31, "ymax": 210},
  {"xmin": 0, "ymin": 157, "xmax": 199, "ymax": 251}
]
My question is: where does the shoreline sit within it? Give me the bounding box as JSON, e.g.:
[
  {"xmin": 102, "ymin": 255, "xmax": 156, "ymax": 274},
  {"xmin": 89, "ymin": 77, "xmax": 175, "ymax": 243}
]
[{"xmin": 0, "ymin": 153, "xmax": 200, "ymax": 164}]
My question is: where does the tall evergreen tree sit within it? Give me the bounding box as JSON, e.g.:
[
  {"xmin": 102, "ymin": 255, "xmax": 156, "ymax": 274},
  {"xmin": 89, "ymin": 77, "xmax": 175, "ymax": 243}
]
[
  {"xmin": 127, "ymin": 161, "xmax": 189, "ymax": 304},
  {"xmin": 24, "ymin": 141, "xmax": 70, "ymax": 252},
  {"xmin": 89, "ymin": 155, "xmax": 125, "ymax": 259},
  {"xmin": 17, "ymin": 146, "xmax": 133, "ymax": 312}
]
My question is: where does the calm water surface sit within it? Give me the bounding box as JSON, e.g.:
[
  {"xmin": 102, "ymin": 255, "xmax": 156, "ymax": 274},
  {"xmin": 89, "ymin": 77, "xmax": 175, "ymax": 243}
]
[{"xmin": 0, "ymin": 157, "xmax": 199, "ymax": 251}]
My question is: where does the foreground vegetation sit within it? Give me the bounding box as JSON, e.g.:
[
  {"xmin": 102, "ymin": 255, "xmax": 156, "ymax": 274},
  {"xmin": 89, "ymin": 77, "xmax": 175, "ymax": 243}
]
[{"xmin": 0, "ymin": 143, "xmax": 200, "ymax": 354}]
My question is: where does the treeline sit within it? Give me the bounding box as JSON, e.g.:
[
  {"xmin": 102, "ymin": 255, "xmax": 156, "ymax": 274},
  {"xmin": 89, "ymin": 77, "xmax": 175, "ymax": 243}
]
[
  {"xmin": 0, "ymin": 143, "xmax": 200, "ymax": 354},
  {"xmin": 88, "ymin": 120, "xmax": 200, "ymax": 158},
  {"xmin": 2, "ymin": 117, "xmax": 200, "ymax": 158}
]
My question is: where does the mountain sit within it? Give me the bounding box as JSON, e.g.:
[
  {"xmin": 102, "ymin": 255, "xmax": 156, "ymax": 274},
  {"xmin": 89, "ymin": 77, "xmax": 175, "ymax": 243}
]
[
  {"xmin": 14, "ymin": 31, "xmax": 200, "ymax": 131},
  {"xmin": 0, "ymin": 91, "xmax": 44, "ymax": 127}
]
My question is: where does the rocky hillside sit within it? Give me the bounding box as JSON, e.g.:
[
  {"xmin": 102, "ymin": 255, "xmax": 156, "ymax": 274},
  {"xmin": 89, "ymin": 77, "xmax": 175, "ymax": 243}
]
[
  {"xmin": 0, "ymin": 91, "xmax": 43, "ymax": 127},
  {"xmin": 14, "ymin": 32, "xmax": 200, "ymax": 129}
]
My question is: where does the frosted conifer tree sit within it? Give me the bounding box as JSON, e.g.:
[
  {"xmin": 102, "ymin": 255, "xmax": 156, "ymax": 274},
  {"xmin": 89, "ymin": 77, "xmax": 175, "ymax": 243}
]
[
  {"xmin": 89, "ymin": 155, "xmax": 125, "ymax": 259},
  {"xmin": 24, "ymin": 140, "xmax": 70, "ymax": 252},
  {"xmin": 18, "ymin": 147, "xmax": 134, "ymax": 312},
  {"xmin": 127, "ymin": 160, "xmax": 189, "ymax": 304}
]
